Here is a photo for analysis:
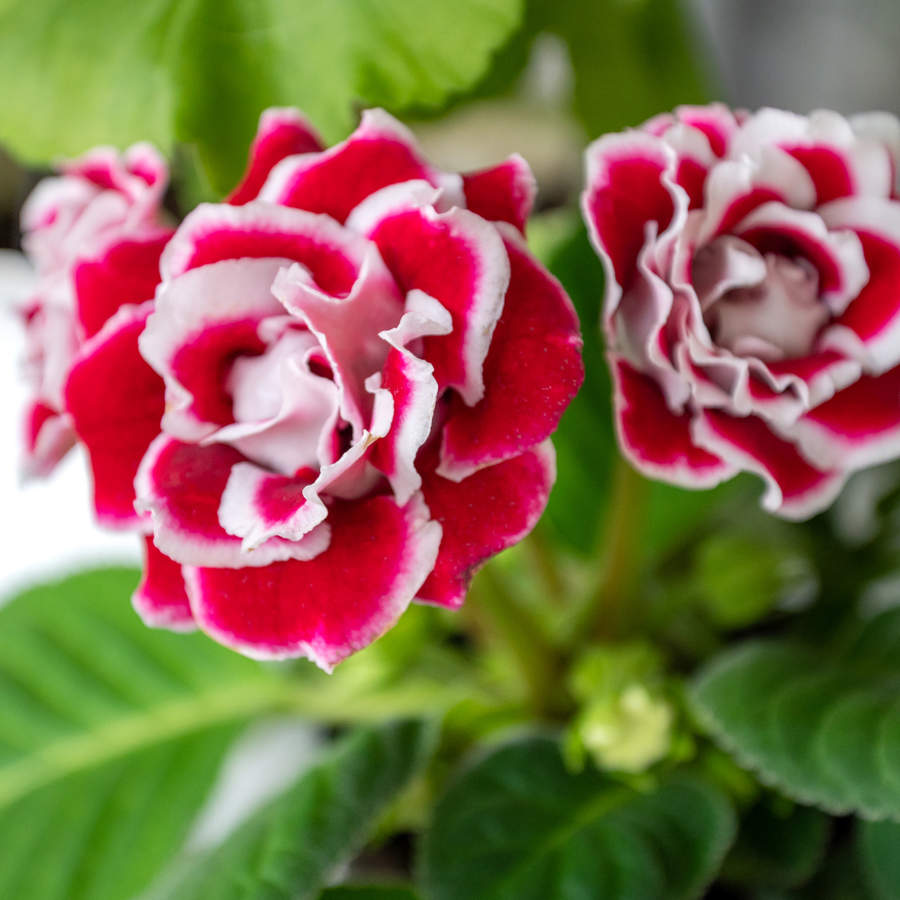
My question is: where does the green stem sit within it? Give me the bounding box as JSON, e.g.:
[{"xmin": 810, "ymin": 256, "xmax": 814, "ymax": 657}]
[
  {"xmin": 469, "ymin": 564, "xmax": 560, "ymax": 717},
  {"xmin": 526, "ymin": 526, "xmax": 568, "ymax": 605},
  {"xmin": 588, "ymin": 455, "xmax": 648, "ymax": 641}
]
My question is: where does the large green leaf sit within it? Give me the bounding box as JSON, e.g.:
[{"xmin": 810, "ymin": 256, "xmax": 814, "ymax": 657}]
[
  {"xmin": 0, "ymin": 567, "xmax": 277, "ymax": 900},
  {"xmin": 418, "ymin": 736, "xmax": 735, "ymax": 899},
  {"xmin": 0, "ymin": 0, "xmax": 523, "ymax": 189},
  {"xmin": 691, "ymin": 608, "xmax": 900, "ymax": 819},
  {"xmin": 858, "ymin": 820, "xmax": 900, "ymax": 900},
  {"xmin": 153, "ymin": 719, "xmax": 437, "ymax": 899},
  {"xmin": 721, "ymin": 801, "xmax": 830, "ymax": 890}
]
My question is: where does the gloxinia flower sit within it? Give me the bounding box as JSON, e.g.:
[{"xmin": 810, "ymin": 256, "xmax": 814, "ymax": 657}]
[
  {"xmin": 67, "ymin": 107, "xmax": 582, "ymax": 669},
  {"xmin": 583, "ymin": 105, "xmax": 900, "ymax": 518},
  {"xmin": 20, "ymin": 143, "xmax": 172, "ymax": 477}
]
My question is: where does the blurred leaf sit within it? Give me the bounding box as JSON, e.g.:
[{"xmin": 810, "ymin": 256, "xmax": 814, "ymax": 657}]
[
  {"xmin": 691, "ymin": 608, "xmax": 900, "ymax": 819},
  {"xmin": 0, "ymin": 0, "xmax": 524, "ymax": 190},
  {"xmin": 320, "ymin": 888, "xmax": 419, "ymax": 900},
  {"xmin": 535, "ymin": 219, "xmax": 614, "ymax": 555},
  {"xmin": 0, "ymin": 567, "xmax": 273, "ymax": 900},
  {"xmin": 418, "ymin": 736, "xmax": 735, "ymax": 899},
  {"xmin": 153, "ymin": 720, "xmax": 437, "ymax": 900},
  {"xmin": 534, "ymin": 0, "xmax": 710, "ymax": 137},
  {"xmin": 695, "ymin": 534, "xmax": 812, "ymax": 630},
  {"xmin": 858, "ymin": 820, "xmax": 900, "ymax": 900},
  {"xmin": 722, "ymin": 800, "xmax": 830, "ymax": 889}
]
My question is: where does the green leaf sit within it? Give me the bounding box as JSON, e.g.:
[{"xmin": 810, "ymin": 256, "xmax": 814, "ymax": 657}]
[
  {"xmin": 0, "ymin": 567, "xmax": 277, "ymax": 900},
  {"xmin": 691, "ymin": 608, "xmax": 900, "ymax": 819},
  {"xmin": 320, "ymin": 888, "xmax": 420, "ymax": 900},
  {"xmin": 722, "ymin": 800, "xmax": 830, "ymax": 889},
  {"xmin": 418, "ymin": 736, "xmax": 735, "ymax": 899},
  {"xmin": 535, "ymin": 0, "xmax": 710, "ymax": 138},
  {"xmin": 0, "ymin": 0, "xmax": 523, "ymax": 190},
  {"xmin": 534, "ymin": 218, "xmax": 614, "ymax": 555},
  {"xmin": 154, "ymin": 719, "xmax": 437, "ymax": 900},
  {"xmin": 858, "ymin": 820, "xmax": 900, "ymax": 900}
]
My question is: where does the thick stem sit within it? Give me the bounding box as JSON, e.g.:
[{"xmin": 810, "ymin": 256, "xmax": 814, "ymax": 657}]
[{"xmin": 589, "ymin": 456, "xmax": 648, "ymax": 641}]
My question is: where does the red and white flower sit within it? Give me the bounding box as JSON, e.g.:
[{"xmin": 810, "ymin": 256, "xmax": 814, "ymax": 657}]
[
  {"xmin": 20, "ymin": 142, "xmax": 172, "ymax": 477},
  {"xmin": 583, "ymin": 105, "xmax": 900, "ymax": 518},
  {"xmin": 57, "ymin": 107, "xmax": 582, "ymax": 668}
]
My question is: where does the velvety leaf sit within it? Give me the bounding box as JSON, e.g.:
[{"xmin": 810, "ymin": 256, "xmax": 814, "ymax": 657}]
[
  {"xmin": 858, "ymin": 820, "xmax": 900, "ymax": 900},
  {"xmin": 154, "ymin": 720, "xmax": 437, "ymax": 900},
  {"xmin": 722, "ymin": 801, "xmax": 830, "ymax": 889},
  {"xmin": 418, "ymin": 736, "xmax": 735, "ymax": 899},
  {"xmin": 0, "ymin": 567, "xmax": 272, "ymax": 900},
  {"xmin": 0, "ymin": 0, "xmax": 523, "ymax": 189},
  {"xmin": 691, "ymin": 608, "xmax": 900, "ymax": 818}
]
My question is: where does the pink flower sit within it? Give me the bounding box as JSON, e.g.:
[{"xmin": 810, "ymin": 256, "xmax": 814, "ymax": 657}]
[
  {"xmin": 66, "ymin": 108, "xmax": 583, "ymax": 668},
  {"xmin": 582, "ymin": 105, "xmax": 900, "ymax": 518},
  {"xmin": 20, "ymin": 143, "xmax": 172, "ymax": 477}
]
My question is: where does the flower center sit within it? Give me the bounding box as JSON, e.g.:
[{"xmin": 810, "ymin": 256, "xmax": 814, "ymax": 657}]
[{"xmin": 693, "ymin": 236, "xmax": 829, "ymax": 361}]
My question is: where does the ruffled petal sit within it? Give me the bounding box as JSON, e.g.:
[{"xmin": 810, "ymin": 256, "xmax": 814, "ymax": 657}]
[
  {"xmin": 349, "ymin": 182, "xmax": 509, "ymax": 406},
  {"xmin": 74, "ymin": 229, "xmax": 172, "ymax": 338},
  {"xmin": 730, "ymin": 108, "xmax": 893, "ymax": 203},
  {"xmin": 819, "ymin": 196, "xmax": 900, "ymax": 373},
  {"xmin": 367, "ymin": 290, "xmax": 452, "ymax": 503},
  {"xmin": 135, "ymin": 437, "xmax": 331, "ymax": 567},
  {"xmin": 133, "ymin": 535, "xmax": 195, "ymax": 632},
  {"xmin": 185, "ymin": 493, "xmax": 442, "ymax": 670},
  {"xmin": 417, "ymin": 442, "xmax": 555, "ymax": 609},
  {"xmin": 581, "ymin": 131, "xmax": 679, "ymax": 304},
  {"xmin": 259, "ymin": 109, "xmax": 445, "ymax": 223},
  {"xmin": 734, "ymin": 202, "xmax": 868, "ymax": 314},
  {"xmin": 160, "ymin": 202, "xmax": 365, "ymax": 296},
  {"xmin": 228, "ymin": 108, "xmax": 323, "ymax": 205},
  {"xmin": 22, "ymin": 401, "xmax": 75, "ymax": 478},
  {"xmin": 461, "ymin": 154, "xmax": 536, "ymax": 233},
  {"xmin": 64, "ymin": 303, "xmax": 165, "ymax": 527},
  {"xmin": 791, "ymin": 365, "xmax": 900, "ymax": 471},
  {"xmin": 140, "ymin": 258, "xmax": 285, "ymax": 440},
  {"xmin": 612, "ymin": 358, "xmax": 735, "ymax": 489},
  {"xmin": 438, "ymin": 229, "xmax": 583, "ymax": 480},
  {"xmin": 272, "ymin": 246, "xmax": 403, "ymax": 434},
  {"xmin": 692, "ymin": 408, "xmax": 846, "ymax": 519}
]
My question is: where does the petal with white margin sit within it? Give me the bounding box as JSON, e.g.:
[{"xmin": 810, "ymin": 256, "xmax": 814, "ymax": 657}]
[
  {"xmin": 272, "ymin": 246, "xmax": 404, "ymax": 435},
  {"xmin": 160, "ymin": 202, "xmax": 365, "ymax": 297},
  {"xmin": 734, "ymin": 201, "xmax": 868, "ymax": 315},
  {"xmin": 135, "ymin": 436, "xmax": 331, "ymax": 567},
  {"xmin": 212, "ymin": 328, "xmax": 340, "ymax": 476},
  {"xmin": 819, "ymin": 196, "xmax": 900, "ymax": 373},
  {"xmin": 349, "ymin": 181, "xmax": 509, "ymax": 406},
  {"xmin": 581, "ymin": 130, "xmax": 680, "ymax": 314},
  {"xmin": 185, "ymin": 493, "xmax": 442, "ymax": 670},
  {"xmin": 612, "ymin": 357, "xmax": 735, "ymax": 489},
  {"xmin": 790, "ymin": 365, "xmax": 900, "ymax": 472},
  {"xmin": 140, "ymin": 258, "xmax": 285, "ymax": 440},
  {"xmin": 64, "ymin": 302, "xmax": 164, "ymax": 528},
  {"xmin": 461, "ymin": 154, "xmax": 536, "ymax": 233},
  {"xmin": 228, "ymin": 107, "xmax": 323, "ymax": 205},
  {"xmin": 260, "ymin": 108, "xmax": 447, "ymax": 224},
  {"xmin": 417, "ymin": 442, "xmax": 556, "ymax": 609},
  {"xmin": 438, "ymin": 229, "xmax": 583, "ymax": 480},
  {"xmin": 692, "ymin": 408, "xmax": 845, "ymax": 520},
  {"xmin": 367, "ymin": 289, "xmax": 452, "ymax": 504},
  {"xmin": 133, "ymin": 535, "xmax": 195, "ymax": 632}
]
